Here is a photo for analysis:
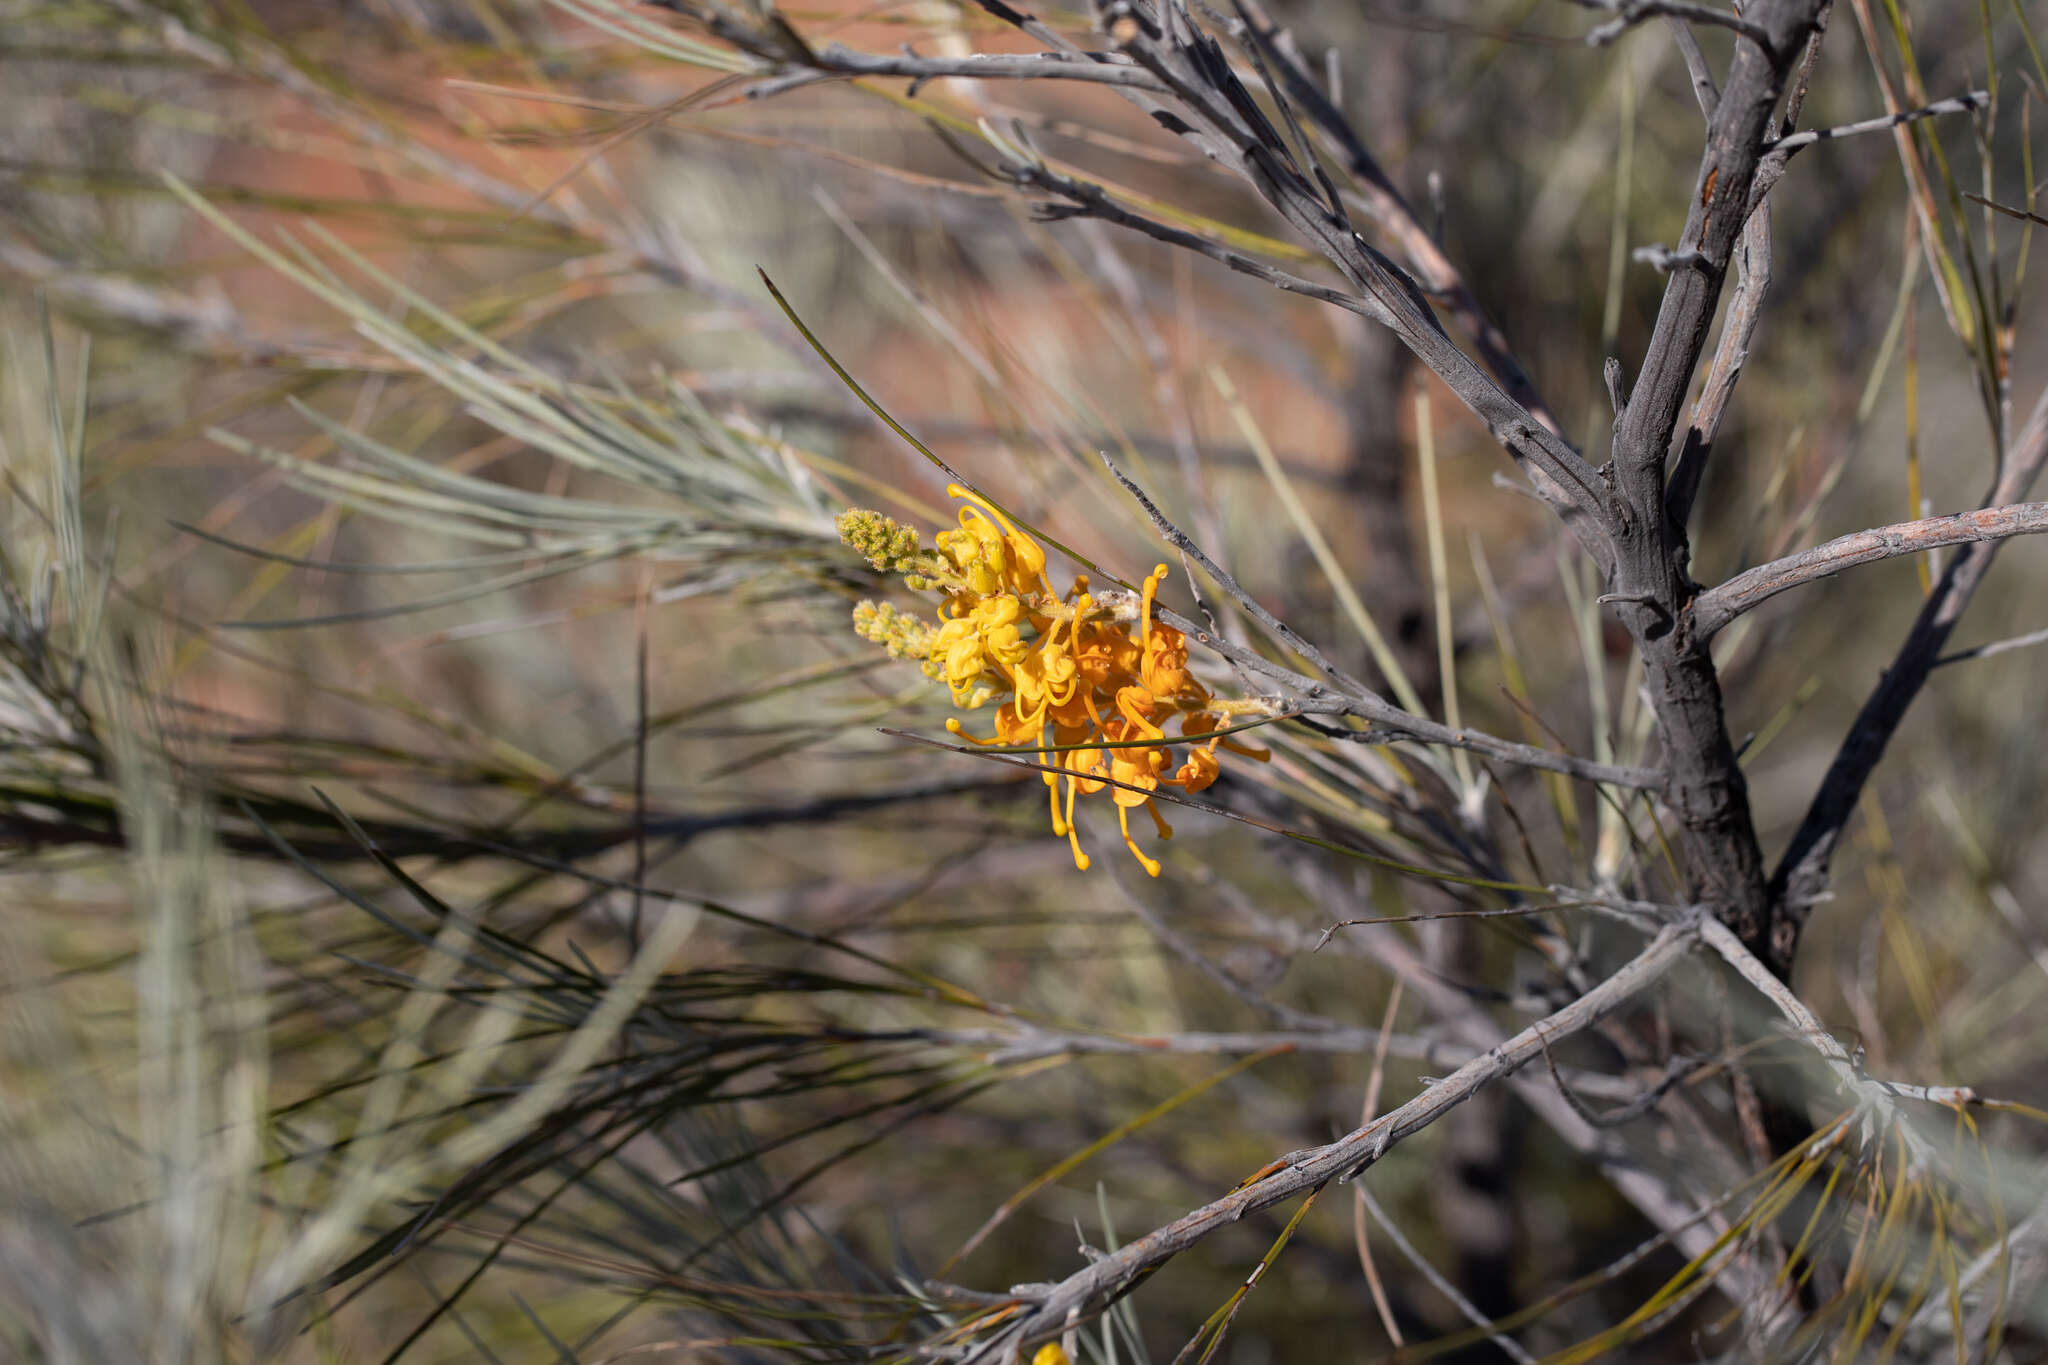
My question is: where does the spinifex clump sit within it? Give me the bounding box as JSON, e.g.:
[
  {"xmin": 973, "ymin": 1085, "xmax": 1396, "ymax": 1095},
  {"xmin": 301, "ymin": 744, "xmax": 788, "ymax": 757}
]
[{"xmin": 839, "ymin": 488, "xmax": 1267, "ymax": 876}]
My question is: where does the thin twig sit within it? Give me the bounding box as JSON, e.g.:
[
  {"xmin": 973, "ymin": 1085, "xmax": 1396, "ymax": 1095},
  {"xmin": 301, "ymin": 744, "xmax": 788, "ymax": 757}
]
[
  {"xmin": 1539, "ymin": 1040, "xmax": 1700, "ymax": 1129},
  {"xmin": 1354, "ymin": 981, "xmax": 1406, "ymax": 1346},
  {"xmin": 1666, "ymin": 16, "xmax": 1719, "ymax": 115},
  {"xmin": 1004, "ymin": 160, "xmax": 1398, "ymax": 325},
  {"xmin": 1099, "ymin": 450, "xmax": 1375, "ymax": 698},
  {"xmin": 1663, "ymin": 3, "xmax": 1835, "ymax": 533},
  {"xmin": 1933, "ymin": 622, "xmax": 2048, "ymax": 668},
  {"xmin": 1357, "ymin": 1186, "xmax": 1536, "ymax": 1363},
  {"xmin": 1231, "ymin": 0, "xmax": 1566, "ymax": 435},
  {"xmin": 1286, "ymin": 863, "xmax": 1772, "ymax": 1318},
  {"xmin": 1062, "ymin": 0, "xmax": 1619, "ymax": 556},
  {"xmin": 1763, "ymin": 91, "xmax": 1987, "ymax": 151},
  {"xmin": 1664, "ymin": 203, "xmax": 1771, "ymax": 534},
  {"xmin": 1110, "ymin": 870, "xmax": 1341, "ymax": 1032}
]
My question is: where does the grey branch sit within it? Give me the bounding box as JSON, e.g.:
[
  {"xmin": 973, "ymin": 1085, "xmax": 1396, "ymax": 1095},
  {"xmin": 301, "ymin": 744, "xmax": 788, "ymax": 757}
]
[
  {"xmin": 952, "ymin": 912, "xmax": 1707, "ymax": 1362},
  {"xmin": 1664, "ymin": 8, "xmax": 1829, "ymax": 533},
  {"xmin": 1691, "ymin": 501, "xmax": 2048, "ymax": 638},
  {"xmin": 1666, "ymin": 15, "xmax": 1719, "ymax": 115},
  {"xmin": 995, "ymin": 159, "xmax": 1396, "ymax": 324},
  {"xmin": 1069, "ymin": 0, "xmax": 1618, "ymax": 561},
  {"xmin": 1291, "ymin": 700, "xmax": 1668, "ymax": 789},
  {"xmin": 1597, "ymin": 0, "xmax": 1829, "ymax": 963},
  {"xmin": 1763, "ymin": 91, "xmax": 1987, "ymax": 152},
  {"xmin": 1936, "ymin": 623, "xmax": 2048, "ymax": 668},
  {"xmin": 1768, "ymin": 384, "xmax": 2048, "ymax": 964},
  {"xmin": 1286, "ymin": 867, "xmax": 1775, "ymax": 1318},
  {"xmin": 1664, "ymin": 203, "xmax": 1770, "ymax": 533}
]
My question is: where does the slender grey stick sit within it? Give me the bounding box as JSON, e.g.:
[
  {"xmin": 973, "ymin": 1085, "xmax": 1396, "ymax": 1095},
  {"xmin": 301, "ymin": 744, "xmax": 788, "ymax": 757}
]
[
  {"xmin": 1229, "ymin": 0, "xmax": 1564, "ymax": 436},
  {"xmin": 1110, "ymin": 868, "xmax": 1341, "ymax": 1032},
  {"xmin": 1006, "ymin": 162, "xmax": 1397, "ymax": 325},
  {"xmin": 1692, "ymin": 501, "xmax": 2048, "ymax": 638},
  {"xmin": 1071, "ymin": 0, "xmax": 1617, "ymax": 561},
  {"xmin": 1763, "ymin": 91, "xmax": 1987, "ymax": 151},
  {"xmin": 1667, "ymin": 15, "xmax": 1719, "ymax": 115},
  {"xmin": 1663, "ymin": 4, "xmax": 1832, "ymax": 534},
  {"xmin": 1285, "ymin": 865, "xmax": 1774, "ymax": 1317},
  {"xmin": 1100, "ymin": 451, "xmax": 1377, "ymax": 700},
  {"xmin": 1664, "ymin": 202, "xmax": 1771, "ymax": 534},
  {"xmin": 1291, "ymin": 703, "xmax": 1667, "ymax": 790},
  {"xmin": 953, "ymin": 912, "xmax": 1707, "ymax": 1362},
  {"xmin": 1935, "ymin": 623, "xmax": 2048, "ymax": 668}
]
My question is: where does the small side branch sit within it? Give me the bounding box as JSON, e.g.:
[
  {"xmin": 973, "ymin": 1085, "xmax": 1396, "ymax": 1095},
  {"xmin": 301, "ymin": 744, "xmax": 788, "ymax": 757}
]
[
  {"xmin": 1078, "ymin": 0, "xmax": 1619, "ymax": 562},
  {"xmin": 1666, "ymin": 15, "xmax": 1719, "ymax": 115},
  {"xmin": 1101, "ymin": 451, "xmax": 1376, "ymax": 698},
  {"xmin": 1763, "ymin": 91, "xmax": 1987, "ymax": 152},
  {"xmin": 1691, "ymin": 501, "xmax": 2048, "ymax": 639},
  {"xmin": 1357, "ymin": 1187, "xmax": 1537, "ymax": 1363},
  {"xmin": 1935, "ymin": 623, "xmax": 2048, "ymax": 669},
  {"xmin": 1541, "ymin": 1043, "xmax": 1700, "ymax": 1129}
]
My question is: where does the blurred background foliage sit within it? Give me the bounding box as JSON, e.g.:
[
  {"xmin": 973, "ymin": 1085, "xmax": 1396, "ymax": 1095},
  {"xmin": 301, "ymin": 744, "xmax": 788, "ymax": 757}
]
[{"xmin": 2, "ymin": 0, "xmax": 2047, "ymax": 1359}]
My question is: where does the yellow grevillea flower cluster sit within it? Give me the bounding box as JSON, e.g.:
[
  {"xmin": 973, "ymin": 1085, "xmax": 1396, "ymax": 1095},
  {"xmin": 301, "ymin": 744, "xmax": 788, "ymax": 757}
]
[{"xmin": 839, "ymin": 488, "xmax": 1267, "ymax": 876}]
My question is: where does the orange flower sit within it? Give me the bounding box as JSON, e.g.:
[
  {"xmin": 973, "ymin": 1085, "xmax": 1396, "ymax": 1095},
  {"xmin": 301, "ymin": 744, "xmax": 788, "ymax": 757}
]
[
  {"xmin": 841, "ymin": 494, "xmax": 1270, "ymax": 876},
  {"xmin": 1098, "ymin": 688, "xmax": 1175, "ymax": 875}
]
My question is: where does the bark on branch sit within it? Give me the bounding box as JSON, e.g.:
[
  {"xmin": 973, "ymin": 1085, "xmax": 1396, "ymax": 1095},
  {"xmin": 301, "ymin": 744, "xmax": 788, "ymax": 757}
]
[
  {"xmin": 1692, "ymin": 501, "xmax": 2048, "ymax": 638},
  {"xmin": 1599, "ymin": 0, "xmax": 1828, "ymax": 961}
]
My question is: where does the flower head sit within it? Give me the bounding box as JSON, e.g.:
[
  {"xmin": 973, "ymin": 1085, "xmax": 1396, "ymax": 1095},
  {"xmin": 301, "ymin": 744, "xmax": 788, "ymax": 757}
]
[{"xmin": 840, "ymin": 491, "xmax": 1270, "ymax": 876}]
